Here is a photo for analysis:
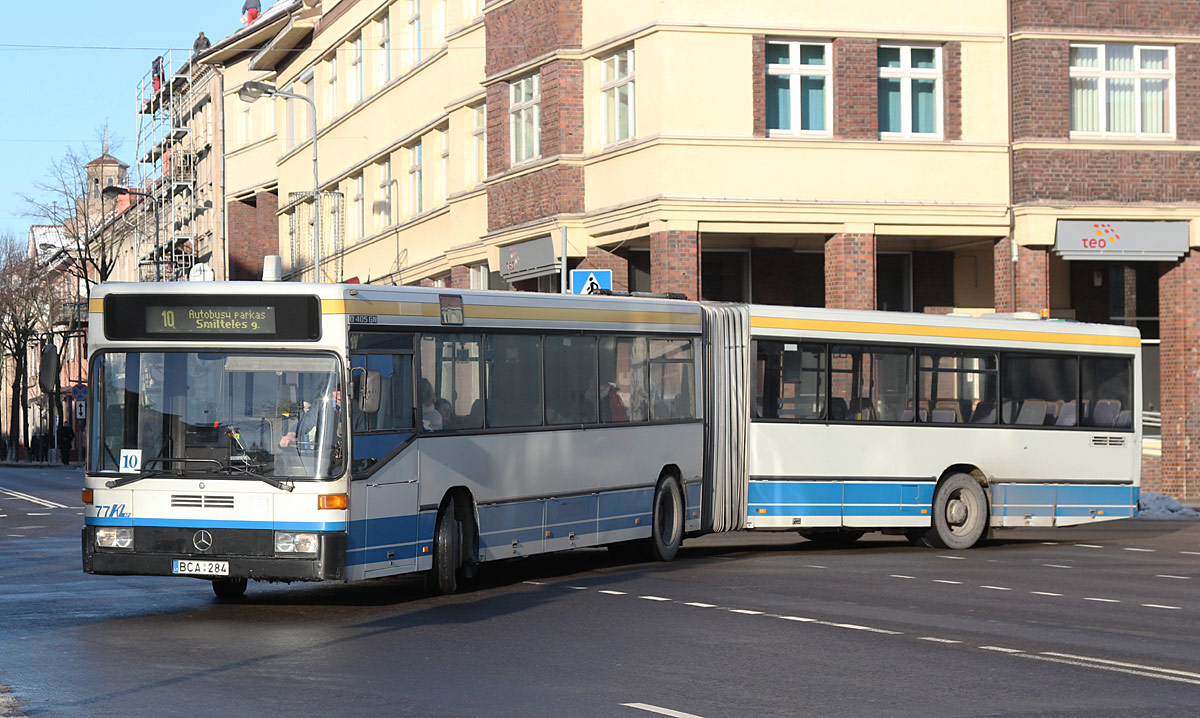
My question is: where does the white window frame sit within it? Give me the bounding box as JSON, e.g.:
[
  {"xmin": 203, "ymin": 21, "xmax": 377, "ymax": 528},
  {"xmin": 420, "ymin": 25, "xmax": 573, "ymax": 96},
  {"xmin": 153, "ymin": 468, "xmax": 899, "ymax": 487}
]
[
  {"xmin": 463, "ymin": 0, "xmax": 482, "ymax": 22},
  {"xmin": 352, "ymin": 173, "xmax": 365, "ymax": 240},
  {"xmin": 241, "ymin": 99, "xmax": 253, "ymax": 145},
  {"xmin": 301, "ymin": 69, "xmax": 315, "ymax": 139},
  {"xmin": 284, "ymin": 83, "xmax": 296, "ymax": 150},
  {"xmin": 601, "ymin": 47, "xmax": 636, "ymax": 146},
  {"xmin": 377, "ymin": 14, "xmax": 391, "ymax": 86},
  {"xmin": 440, "ymin": 128, "xmax": 449, "ymax": 203},
  {"xmin": 377, "ymin": 158, "xmax": 393, "ymax": 230},
  {"xmin": 510, "ymin": 73, "xmax": 541, "ymax": 165},
  {"xmin": 408, "ymin": 0, "xmax": 422, "ymax": 66},
  {"xmin": 470, "ymin": 103, "xmax": 487, "ymax": 185},
  {"xmin": 1069, "ymin": 43, "xmax": 1175, "ymax": 139},
  {"xmin": 350, "ymin": 35, "xmax": 363, "ymax": 105},
  {"xmin": 325, "ymin": 56, "xmax": 338, "ymax": 122},
  {"xmin": 469, "ymin": 262, "xmax": 489, "ymax": 290},
  {"xmin": 435, "ymin": 0, "xmax": 447, "ymax": 45},
  {"xmin": 765, "ymin": 39, "xmax": 832, "ymax": 137},
  {"xmin": 877, "ymin": 44, "xmax": 943, "ymax": 139},
  {"xmin": 409, "ymin": 143, "xmax": 423, "ymax": 216}
]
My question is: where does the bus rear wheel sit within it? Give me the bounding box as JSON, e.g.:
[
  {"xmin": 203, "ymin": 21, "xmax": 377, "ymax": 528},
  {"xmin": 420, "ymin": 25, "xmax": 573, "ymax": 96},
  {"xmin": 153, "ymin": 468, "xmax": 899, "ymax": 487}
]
[
  {"xmin": 428, "ymin": 497, "xmax": 462, "ymax": 595},
  {"xmin": 925, "ymin": 474, "xmax": 988, "ymax": 550},
  {"xmin": 212, "ymin": 577, "xmax": 247, "ymax": 600},
  {"xmin": 651, "ymin": 476, "xmax": 684, "ymax": 562}
]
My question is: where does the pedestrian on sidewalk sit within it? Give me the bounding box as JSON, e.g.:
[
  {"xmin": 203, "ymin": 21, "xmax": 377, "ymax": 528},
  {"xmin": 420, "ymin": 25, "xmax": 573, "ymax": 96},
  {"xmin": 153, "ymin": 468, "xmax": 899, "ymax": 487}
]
[{"xmin": 58, "ymin": 423, "xmax": 74, "ymax": 465}]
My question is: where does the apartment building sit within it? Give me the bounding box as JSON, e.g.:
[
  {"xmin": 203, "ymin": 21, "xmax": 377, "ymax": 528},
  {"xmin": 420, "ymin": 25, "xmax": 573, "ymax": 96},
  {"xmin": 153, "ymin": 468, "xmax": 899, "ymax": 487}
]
[{"xmin": 199, "ymin": 0, "xmax": 1200, "ymax": 499}]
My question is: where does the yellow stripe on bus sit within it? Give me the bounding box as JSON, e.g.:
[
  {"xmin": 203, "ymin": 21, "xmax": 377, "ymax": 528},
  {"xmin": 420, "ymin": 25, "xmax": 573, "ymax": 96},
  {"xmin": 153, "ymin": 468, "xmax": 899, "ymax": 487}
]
[
  {"xmin": 751, "ymin": 316, "xmax": 1140, "ymax": 348},
  {"xmin": 89, "ymin": 298, "xmax": 104, "ymax": 314},
  {"xmin": 329, "ymin": 299, "xmax": 702, "ymax": 326}
]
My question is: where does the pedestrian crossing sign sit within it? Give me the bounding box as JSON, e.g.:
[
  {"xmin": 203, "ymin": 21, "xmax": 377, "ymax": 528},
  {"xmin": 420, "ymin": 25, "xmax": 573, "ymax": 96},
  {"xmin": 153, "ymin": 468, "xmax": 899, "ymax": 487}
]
[{"xmin": 570, "ymin": 269, "xmax": 613, "ymax": 295}]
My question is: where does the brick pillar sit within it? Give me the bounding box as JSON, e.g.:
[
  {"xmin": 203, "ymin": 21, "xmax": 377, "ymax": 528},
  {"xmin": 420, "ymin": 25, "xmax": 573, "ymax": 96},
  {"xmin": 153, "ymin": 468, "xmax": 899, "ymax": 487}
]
[
  {"xmin": 824, "ymin": 233, "xmax": 875, "ymax": 310},
  {"xmin": 576, "ymin": 246, "xmax": 629, "ymax": 292},
  {"xmin": 450, "ymin": 264, "xmax": 472, "ymax": 289},
  {"xmin": 994, "ymin": 237, "xmax": 1015, "ymax": 313},
  {"xmin": 752, "ymin": 35, "xmax": 767, "ymax": 138},
  {"xmin": 226, "ymin": 198, "xmax": 258, "ymax": 281},
  {"xmin": 833, "ymin": 38, "xmax": 878, "ymax": 139},
  {"xmin": 994, "ymin": 239, "xmax": 1049, "ymax": 314},
  {"xmin": 650, "ymin": 231, "xmax": 699, "ymax": 299},
  {"xmin": 1157, "ymin": 250, "xmax": 1200, "ymax": 500}
]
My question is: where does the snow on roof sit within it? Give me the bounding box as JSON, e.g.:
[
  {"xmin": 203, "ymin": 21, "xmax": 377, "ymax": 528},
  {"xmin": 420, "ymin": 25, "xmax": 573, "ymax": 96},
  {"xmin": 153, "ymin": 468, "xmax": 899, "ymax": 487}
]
[
  {"xmin": 196, "ymin": 0, "xmax": 300, "ymax": 61},
  {"xmin": 28, "ymin": 224, "xmax": 68, "ymax": 259}
]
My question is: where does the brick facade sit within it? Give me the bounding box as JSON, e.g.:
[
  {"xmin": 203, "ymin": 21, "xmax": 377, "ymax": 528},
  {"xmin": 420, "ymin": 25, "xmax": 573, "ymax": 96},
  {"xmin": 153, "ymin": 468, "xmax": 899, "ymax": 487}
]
[
  {"xmin": 943, "ymin": 42, "xmax": 962, "ymax": 141},
  {"xmin": 833, "ymin": 38, "xmax": 878, "ymax": 139},
  {"xmin": 994, "ymin": 238, "xmax": 1049, "ymax": 315},
  {"xmin": 824, "ymin": 233, "xmax": 876, "ymax": 310},
  {"xmin": 1156, "ymin": 249, "xmax": 1200, "ymax": 498},
  {"xmin": 1012, "ymin": 0, "xmax": 1200, "ymax": 34},
  {"xmin": 752, "ymin": 35, "xmax": 767, "ymax": 138},
  {"xmin": 575, "ymin": 246, "xmax": 629, "ymax": 292},
  {"xmin": 450, "ymin": 264, "xmax": 472, "ymax": 289},
  {"xmin": 1014, "ymin": 150, "xmax": 1200, "ymax": 204},
  {"xmin": 227, "ymin": 190, "xmax": 278, "ymax": 281},
  {"xmin": 1012, "ymin": 39, "xmax": 1071, "ymax": 141},
  {"xmin": 485, "ymin": 0, "xmax": 582, "ymax": 76},
  {"xmin": 650, "ymin": 231, "xmax": 700, "ymax": 299},
  {"xmin": 487, "ymin": 164, "xmax": 584, "ymax": 231},
  {"xmin": 539, "ymin": 59, "xmax": 584, "ymax": 157}
]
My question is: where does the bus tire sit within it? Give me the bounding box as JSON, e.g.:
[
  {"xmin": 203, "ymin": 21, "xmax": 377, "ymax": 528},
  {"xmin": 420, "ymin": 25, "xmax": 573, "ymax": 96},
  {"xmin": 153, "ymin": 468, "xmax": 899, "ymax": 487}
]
[
  {"xmin": 212, "ymin": 577, "xmax": 247, "ymax": 600},
  {"xmin": 926, "ymin": 473, "xmax": 988, "ymax": 550},
  {"xmin": 651, "ymin": 476, "xmax": 684, "ymax": 562},
  {"xmin": 429, "ymin": 497, "xmax": 462, "ymax": 595},
  {"xmin": 801, "ymin": 529, "xmax": 865, "ymax": 548}
]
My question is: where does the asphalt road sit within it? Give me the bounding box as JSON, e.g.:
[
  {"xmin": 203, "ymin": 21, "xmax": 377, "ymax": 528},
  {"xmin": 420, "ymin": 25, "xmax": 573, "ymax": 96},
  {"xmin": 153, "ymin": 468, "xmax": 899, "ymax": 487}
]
[{"xmin": 2, "ymin": 465, "xmax": 1199, "ymax": 717}]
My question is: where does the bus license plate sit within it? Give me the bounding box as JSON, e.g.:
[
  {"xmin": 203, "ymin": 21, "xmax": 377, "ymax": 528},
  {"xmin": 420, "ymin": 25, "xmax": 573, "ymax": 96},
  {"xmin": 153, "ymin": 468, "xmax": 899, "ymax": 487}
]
[{"xmin": 173, "ymin": 559, "xmax": 229, "ymax": 576}]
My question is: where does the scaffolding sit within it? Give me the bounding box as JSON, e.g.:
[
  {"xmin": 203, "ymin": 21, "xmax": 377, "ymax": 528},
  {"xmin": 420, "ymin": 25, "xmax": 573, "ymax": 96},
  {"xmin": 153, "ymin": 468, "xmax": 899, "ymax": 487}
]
[
  {"xmin": 134, "ymin": 48, "xmax": 197, "ymax": 282},
  {"xmin": 287, "ymin": 191, "xmax": 344, "ymax": 282}
]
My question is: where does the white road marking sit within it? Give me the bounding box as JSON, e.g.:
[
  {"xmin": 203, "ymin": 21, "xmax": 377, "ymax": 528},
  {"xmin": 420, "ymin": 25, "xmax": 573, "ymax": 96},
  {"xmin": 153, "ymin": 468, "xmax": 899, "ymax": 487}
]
[
  {"xmin": 1041, "ymin": 542, "xmax": 1059, "ymax": 545},
  {"xmin": 1083, "ymin": 597, "xmax": 1120, "ymax": 603},
  {"xmin": 1042, "ymin": 564, "xmax": 1072, "ymax": 569},
  {"xmin": 805, "ymin": 565, "xmax": 827, "ymax": 569},
  {"xmin": 639, "ymin": 596, "xmax": 671, "ymax": 602},
  {"xmin": 1043, "ymin": 653, "xmax": 1200, "ymax": 680},
  {"xmin": 779, "ymin": 616, "xmax": 816, "ymax": 623},
  {"xmin": 26, "ymin": 513, "xmax": 50, "ymax": 517},
  {"xmin": 683, "ymin": 602, "xmax": 715, "ymax": 608},
  {"xmin": 828, "ymin": 623, "xmax": 901, "ymax": 635},
  {"xmin": 1180, "ymin": 551, "xmax": 1200, "ymax": 556},
  {"xmin": 890, "ymin": 574, "xmax": 914, "ymax": 579},
  {"xmin": 938, "ymin": 555, "xmax": 967, "ymax": 560},
  {"xmin": 1124, "ymin": 548, "xmax": 1155, "ymax": 553},
  {"xmin": 6, "ymin": 535, "xmax": 24, "ymax": 538},
  {"xmin": 523, "ymin": 581, "xmax": 545, "ymax": 585},
  {"xmin": 1027, "ymin": 653, "xmax": 1200, "ymax": 686},
  {"xmin": 0, "ymin": 486, "xmax": 67, "ymax": 509},
  {"xmin": 599, "ymin": 590, "xmax": 626, "ymax": 595},
  {"xmin": 1075, "ymin": 544, "xmax": 1103, "ymax": 549},
  {"xmin": 622, "ymin": 703, "xmax": 706, "ymax": 718},
  {"xmin": 1031, "ymin": 591, "xmax": 1063, "ymax": 597},
  {"xmin": 1142, "ymin": 604, "xmax": 1182, "ymax": 610},
  {"xmin": 980, "ymin": 585, "xmax": 1012, "ymax": 591},
  {"xmin": 728, "ymin": 609, "xmax": 763, "ymax": 615},
  {"xmin": 1156, "ymin": 575, "xmax": 1190, "ymax": 580},
  {"xmin": 568, "ymin": 586, "xmax": 588, "ymax": 590},
  {"xmin": 980, "ymin": 646, "xmax": 1024, "ymax": 653},
  {"xmin": 933, "ymin": 579, "xmax": 961, "ymax": 585},
  {"xmin": 919, "ymin": 637, "xmax": 961, "ymax": 644}
]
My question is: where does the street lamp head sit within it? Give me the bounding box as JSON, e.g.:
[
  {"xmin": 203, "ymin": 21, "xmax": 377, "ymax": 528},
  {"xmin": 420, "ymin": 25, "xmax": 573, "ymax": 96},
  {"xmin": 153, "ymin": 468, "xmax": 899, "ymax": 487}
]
[
  {"xmin": 238, "ymin": 81, "xmax": 277, "ymax": 103},
  {"xmin": 100, "ymin": 185, "xmax": 129, "ymax": 201}
]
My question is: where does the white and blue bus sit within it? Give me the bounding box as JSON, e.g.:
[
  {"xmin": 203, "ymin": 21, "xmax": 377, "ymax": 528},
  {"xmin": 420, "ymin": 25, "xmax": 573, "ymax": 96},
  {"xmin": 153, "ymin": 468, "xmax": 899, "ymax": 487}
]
[{"xmin": 81, "ymin": 282, "xmax": 1139, "ymax": 598}]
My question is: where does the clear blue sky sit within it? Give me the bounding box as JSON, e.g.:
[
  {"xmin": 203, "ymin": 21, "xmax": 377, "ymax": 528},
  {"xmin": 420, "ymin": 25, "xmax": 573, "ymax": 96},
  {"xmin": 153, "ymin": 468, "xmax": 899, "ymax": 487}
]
[{"xmin": 0, "ymin": 1, "xmax": 259, "ymax": 241}]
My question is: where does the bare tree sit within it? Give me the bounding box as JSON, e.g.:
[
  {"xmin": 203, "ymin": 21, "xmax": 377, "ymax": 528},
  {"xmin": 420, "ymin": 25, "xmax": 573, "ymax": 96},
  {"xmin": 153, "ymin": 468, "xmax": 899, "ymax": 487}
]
[
  {"xmin": 21, "ymin": 127, "xmax": 132, "ymax": 291},
  {"xmin": 0, "ymin": 234, "xmax": 53, "ymax": 458}
]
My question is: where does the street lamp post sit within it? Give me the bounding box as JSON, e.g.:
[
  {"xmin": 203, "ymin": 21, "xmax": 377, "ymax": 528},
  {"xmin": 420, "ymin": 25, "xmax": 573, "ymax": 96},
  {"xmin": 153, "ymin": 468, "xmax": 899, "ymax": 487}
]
[
  {"xmin": 238, "ymin": 80, "xmax": 321, "ymax": 281},
  {"xmin": 102, "ymin": 185, "xmax": 161, "ymax": 281}
]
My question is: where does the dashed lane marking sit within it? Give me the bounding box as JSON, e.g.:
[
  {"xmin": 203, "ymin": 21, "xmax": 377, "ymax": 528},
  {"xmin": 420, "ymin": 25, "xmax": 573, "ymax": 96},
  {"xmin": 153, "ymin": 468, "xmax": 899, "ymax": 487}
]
[
  {"xmin": 980, "ymin": 586, "xmax": 1012, "ymax": 591},
  {"xmin": 1083, "ymin": 597, "xmax": 1120, "ymax": 603},
  {"xmin": 599, "ymin": 590, "xmax": 626, "ymax": 595},
  {"xmin": 980, "ymin": 646, "xmax": 1024, "ymax": 654},
  {"xmin": 938, "ymin": 555, "xmax": 967, "ymax": 560},
  {"xmin": 933, "ymin": 579, "xmax": 962, "ymax": 585},
  {"xmin": 683, "ymin": 602, "xmax": 715, "ymax": 608},
  {"xmin": 1031, "ymin": 591, "xmax": 1064, "ymax": 597},
  {"xmin": 622, "ymin": 703, "xmax": 706, "ymax": 718},
  {"xmin": 728, "ymin": 609, "xmax": 764, "ymax": 615},
  {"xmin": 1043, "ymin": 564, "xmax": 1073, "ymax": 569},
  {"xmin": 639, "ymin": 596, "xmax": 672, "ymax": 602},
  {"xmin": 890, "ymin": 575, "xmax": 915, "ymax": 579},
  {"xmin": 1156, "ymin": 575, "xmax": 1190, "ymax": 580},
  {"xmin": 804, "ymin": 565, "xmax": 827, "ymax": 569},
  {"xmin": 1075, "ymin": 544, "xmax": 1103, "ymax": 549},
  {"xmin": 1180, "ymin": 551, "xmax": 1200, "ymax": 556},
  {"xmin": 1142, "ymin": 604, "xmax": 1182, "ymax": 610},
  {"xmin": 919, "ymin": 637, "xmax": 962, "ymax": 644},
  {"xmin": 1124, "ymin": 548, "xmax": 1155, "ymax": 553}
]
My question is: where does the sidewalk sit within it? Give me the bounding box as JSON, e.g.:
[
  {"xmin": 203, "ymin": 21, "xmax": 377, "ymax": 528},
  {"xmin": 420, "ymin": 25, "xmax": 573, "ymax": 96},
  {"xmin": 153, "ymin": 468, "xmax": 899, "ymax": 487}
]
[{"xmin": 0, "ymin": 461, "xmax": 82, "ymax": 469}]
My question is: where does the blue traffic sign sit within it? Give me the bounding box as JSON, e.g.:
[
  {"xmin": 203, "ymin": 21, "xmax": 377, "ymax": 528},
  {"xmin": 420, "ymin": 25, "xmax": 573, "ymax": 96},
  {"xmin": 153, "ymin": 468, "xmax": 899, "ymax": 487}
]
[
  {"xmin": 571, "ymin": 269, "xmax": 613, "ymax": 295},
  {"xmin": 72, "ymin": 383, "xmax": 88, "ymax": 401}
]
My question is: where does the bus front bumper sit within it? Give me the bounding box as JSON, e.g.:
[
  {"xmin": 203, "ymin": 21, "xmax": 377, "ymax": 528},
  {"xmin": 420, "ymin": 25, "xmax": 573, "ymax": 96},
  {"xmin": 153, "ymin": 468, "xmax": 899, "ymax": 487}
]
[{"xmin": 82, "ymin": 526, "xmax": 346, "ymax": 582}]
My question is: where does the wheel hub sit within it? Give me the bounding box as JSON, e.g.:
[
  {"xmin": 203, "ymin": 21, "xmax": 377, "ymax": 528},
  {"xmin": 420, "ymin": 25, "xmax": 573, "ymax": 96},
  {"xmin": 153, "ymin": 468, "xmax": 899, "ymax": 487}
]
[{"xmin": 947, "ymin": 498, "xmax": 968, "ymax": 525}]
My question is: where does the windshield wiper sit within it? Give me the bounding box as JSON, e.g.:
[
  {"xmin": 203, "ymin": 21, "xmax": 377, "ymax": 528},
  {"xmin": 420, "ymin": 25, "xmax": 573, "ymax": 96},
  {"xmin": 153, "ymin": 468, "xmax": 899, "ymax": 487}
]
[
  {"xmin": 102, "ymin": 456, "xmax": 207, "ymax": 488},
  {"xmin": 215, "ymin": 462, "xmax": 295, "ymax": 492}
]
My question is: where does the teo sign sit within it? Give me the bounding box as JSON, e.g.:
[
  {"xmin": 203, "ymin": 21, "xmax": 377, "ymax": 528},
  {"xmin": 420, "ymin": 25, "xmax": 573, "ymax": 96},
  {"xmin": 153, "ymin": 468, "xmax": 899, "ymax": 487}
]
[{"xmin": 1054, "ymin": 220, "xmax": 1189, "ymax": 261}]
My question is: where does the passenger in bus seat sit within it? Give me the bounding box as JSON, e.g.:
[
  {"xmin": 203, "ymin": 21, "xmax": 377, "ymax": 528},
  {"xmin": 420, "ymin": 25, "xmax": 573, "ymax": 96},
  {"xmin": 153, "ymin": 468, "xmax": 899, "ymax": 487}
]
[
  {"xmin": 599, "ymin": 382, "xmax": 629, "ymax": 423},
  {"xmin": 419, "ymin": 379, "xmax": 442, "ymax": 432},
  {"xmin": 436, "ymin": 398, "xmax": 460, "ymax": 431}
]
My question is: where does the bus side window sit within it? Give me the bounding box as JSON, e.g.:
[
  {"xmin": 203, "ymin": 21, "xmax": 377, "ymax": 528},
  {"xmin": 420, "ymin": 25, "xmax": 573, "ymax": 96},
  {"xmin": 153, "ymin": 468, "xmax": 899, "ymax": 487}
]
[{"xmin": 649, "ymin": 339, "xmax": 694, "ymax": 421}]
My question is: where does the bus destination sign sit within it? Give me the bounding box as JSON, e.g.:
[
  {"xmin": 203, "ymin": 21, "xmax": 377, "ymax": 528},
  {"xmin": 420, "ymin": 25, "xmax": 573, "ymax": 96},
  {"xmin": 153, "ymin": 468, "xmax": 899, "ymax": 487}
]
[{"xmin": 146, "ymin": 305, "xmax": 277, "ymax": 334}]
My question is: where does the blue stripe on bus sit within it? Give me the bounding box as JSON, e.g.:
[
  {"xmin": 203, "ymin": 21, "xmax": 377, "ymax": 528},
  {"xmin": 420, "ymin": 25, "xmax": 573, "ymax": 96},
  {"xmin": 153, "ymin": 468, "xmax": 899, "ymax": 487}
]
[
  {"xmin": 85, "ymin": 517, "xmax": 347, "ymax": 531},
  {"xmin": 748, "ymin": 481, "xmax": 935, "ymax": 518}
]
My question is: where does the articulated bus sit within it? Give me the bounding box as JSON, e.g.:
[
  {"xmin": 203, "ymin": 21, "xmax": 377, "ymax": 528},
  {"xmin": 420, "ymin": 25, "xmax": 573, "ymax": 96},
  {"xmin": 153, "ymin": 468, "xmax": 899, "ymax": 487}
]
[{"xmin": 81, "ymin": 282, "xmax": 1139, "ymax": 598}]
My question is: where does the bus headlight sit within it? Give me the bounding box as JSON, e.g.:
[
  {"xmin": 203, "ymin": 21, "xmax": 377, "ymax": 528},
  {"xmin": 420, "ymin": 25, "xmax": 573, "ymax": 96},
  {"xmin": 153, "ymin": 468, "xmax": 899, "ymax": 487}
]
[
  {"xmin": 275, "ymin": 532, "xmax": 318, "ymax": 554},
  {"xmin": 96, "ymin": 527, "xmax": 133, "ymax": 549}
]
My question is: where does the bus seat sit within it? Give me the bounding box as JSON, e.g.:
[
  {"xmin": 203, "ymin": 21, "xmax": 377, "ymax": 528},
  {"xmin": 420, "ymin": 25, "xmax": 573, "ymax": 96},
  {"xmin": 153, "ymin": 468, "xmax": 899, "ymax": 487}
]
[
  {"xmin": 1092, "ymin": 399, "xmax": 1121, "ymax": 427},
  {"xmin": 1001, "ymin": 400, "xmax": 1017, "ymax": 424},
  {"xmin": 847, "ymin": 398, "xmax": 876, "ymax": 421},
  {"xmin": 829, "ymin": 397, "xmax": 848, "ymax": 420},
  {"xmin": 1056, "ymin": 401, "xmax": 1077, "ymax": 427},
  {"xmin": 1043, "ymin": 401, "xmax": 1060, "ymax": 425},
  {"xmin": 930, "ymin": 408, "xmax": 957, "ymax": 423},
  {"xmin": 934, "ymin": 400, "xmax": 962, "ymax": 423},
  {"xmin": 970, "ymin": 400, "xmax": 996, "ymax": 423},
  {"xmin": 1015, "ymin": 399, "xmax": 1048, "ymax": 425},
  {"xmin": 1114, "ymin": 410, "xmax": 1132, "ymax": 428}
]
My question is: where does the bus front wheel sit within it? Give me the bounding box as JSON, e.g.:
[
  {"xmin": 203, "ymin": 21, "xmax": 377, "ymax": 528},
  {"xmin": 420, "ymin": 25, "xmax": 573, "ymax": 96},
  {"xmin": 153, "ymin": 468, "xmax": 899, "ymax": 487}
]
[
  {"xmin": 651, "ymin": 476, "xmax": 684, "ymax": 562},
  {"xmin": 212, "ymin": 577, "xmax": 247, "ymax": 600},
  {"xmin": 428, "ymin": 497, "xmax": 462, "ymax": 595},
  {"xmin": 926, "ymin": 474, "xmax": 988, "ymax": 550}
]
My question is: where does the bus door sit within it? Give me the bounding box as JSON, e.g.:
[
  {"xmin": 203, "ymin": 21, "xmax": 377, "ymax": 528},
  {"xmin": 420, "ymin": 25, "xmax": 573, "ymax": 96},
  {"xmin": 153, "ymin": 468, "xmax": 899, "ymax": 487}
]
[{"xmin": 347, "ymin": 333, "xmax": 419, "ymax": 579}]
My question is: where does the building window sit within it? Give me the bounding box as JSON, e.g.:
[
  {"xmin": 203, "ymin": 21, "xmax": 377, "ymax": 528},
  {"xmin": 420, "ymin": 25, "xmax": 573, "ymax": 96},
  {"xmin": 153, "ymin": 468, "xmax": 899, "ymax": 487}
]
[
  {"xmin": 377, "ymin": 14, "xmax": 391, "ymax": 86},
  {"xmin": 439, "ymin": 129, "xmax": 449, "ymax": 204},
  {"xmin": 435, "ymin": 0, "xmax": 447, "ymax": 45},
  {"xmin": 878, "ymin": 45, "xmax": 942, "ymax": 137},
  {"xmin": 766, "ymin": 40, "xmax": 831, "ymax": 135},
  {"xmin": 326, "ymin": 56, "xmax": 338, "ymax": 121},
  {"xmin": 409, "ymin": 143, "xmax": 423, "ymax": 215},
  {"xmin": 377, "ymin": 158, "xmax": 393, "ymax": 229},
  {"xmin": 241, "ymin": 100, "xmax": 253, "ymax": 144},
  {"xmin": 352, "ymin": 173, "xmax": 365, "ymax": 240},
  {"xmin": 1070, "ymin": 44, "xmax": 1173, "ymax": 137},
  {"xmin": 350, "ymin": 35, "xmax": 364, "ymax": 104},
  {"xmin": 510, "ymin": 73, "xmax": 541, "ymax": 164},
  {"xmin": 470, "ymin": 104, "xmax": 486, "ymax": 185},
  {"xmin": 463, "ymin": 0, "xmax": 482, "ymax": 21},
  {"xmin": 408, "ymin": 0, "xmax": 422, "ymax": 66},
  {"xmin": 301, "ymin": 69, "xmax": 315, "ymax": 138},
  {"xmin": 432, "ymin": 274, "xmax": 448, "ymax": 288},
  {"xmin": 285, "ymin": 84, "xmax": 296, "ymax": 149},
  {"xmin": 601, "ymin": 48, "xmax": 636, "ymax": 145},
  {"xmin": 469, "ymin": 262, "xmax": 489, "ymax": 289}
]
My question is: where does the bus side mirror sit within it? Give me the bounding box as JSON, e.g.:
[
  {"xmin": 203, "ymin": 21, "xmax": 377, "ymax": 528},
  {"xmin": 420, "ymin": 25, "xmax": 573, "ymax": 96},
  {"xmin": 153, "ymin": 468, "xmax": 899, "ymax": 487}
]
[
  {"xmin": 358, "ymin": 370, "xmax": 381, "ymax": 414},
  {"xmin": 38, "ymin": 344, "xmax": 60, "ymax": 394}
]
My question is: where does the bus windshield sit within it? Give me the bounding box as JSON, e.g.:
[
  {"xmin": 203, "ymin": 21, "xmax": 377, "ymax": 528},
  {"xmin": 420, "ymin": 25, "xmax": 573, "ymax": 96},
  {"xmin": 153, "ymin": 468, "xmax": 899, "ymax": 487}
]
[{"xmin": 89, "ymin": 351, "xmax": 344, "ymax": 480}]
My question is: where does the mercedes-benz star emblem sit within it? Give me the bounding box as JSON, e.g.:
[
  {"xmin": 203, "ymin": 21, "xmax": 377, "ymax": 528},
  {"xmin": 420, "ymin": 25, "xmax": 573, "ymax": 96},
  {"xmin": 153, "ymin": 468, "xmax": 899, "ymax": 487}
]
[{"xmin": 193, "ymin": 530, "xmax": 213, "ymax": 552}]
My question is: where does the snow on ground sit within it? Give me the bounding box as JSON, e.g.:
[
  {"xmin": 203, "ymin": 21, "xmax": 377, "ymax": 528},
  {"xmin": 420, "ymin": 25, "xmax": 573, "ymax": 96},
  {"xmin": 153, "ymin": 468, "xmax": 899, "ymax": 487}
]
[{"xmin": 1138, "ymin": 491, "xmax": 1200, "ymax": 520}]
